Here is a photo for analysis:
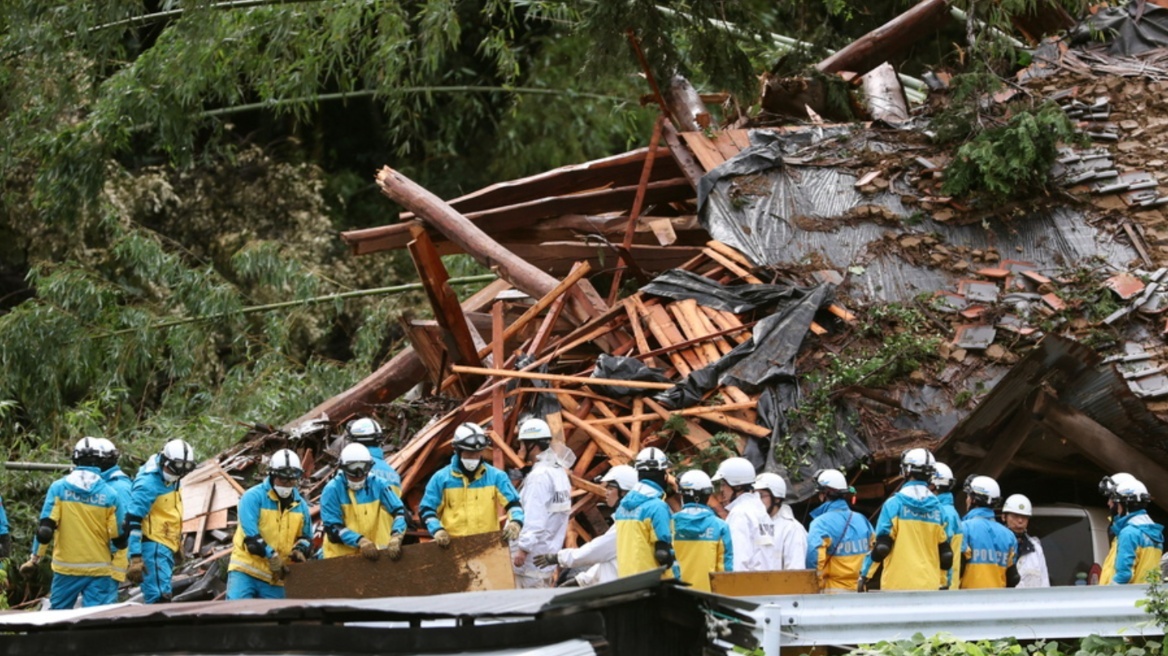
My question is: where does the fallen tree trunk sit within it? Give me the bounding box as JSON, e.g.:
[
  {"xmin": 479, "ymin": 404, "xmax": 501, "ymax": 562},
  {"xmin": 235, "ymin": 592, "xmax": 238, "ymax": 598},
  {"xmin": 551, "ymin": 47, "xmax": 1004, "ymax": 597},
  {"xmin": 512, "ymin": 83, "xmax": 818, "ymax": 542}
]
[{"xmin": 816, "ymin": 0, "xmax": 951, "ymax": 76}]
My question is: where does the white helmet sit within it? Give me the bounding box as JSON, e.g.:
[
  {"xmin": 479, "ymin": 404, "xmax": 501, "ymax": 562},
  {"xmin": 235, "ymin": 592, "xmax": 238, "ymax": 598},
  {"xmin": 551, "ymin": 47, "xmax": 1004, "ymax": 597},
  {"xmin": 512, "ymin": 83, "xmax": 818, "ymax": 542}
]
[
  {"xmin": 600, "ymin": 464, "xmax": 638, "ymax": 492},
  {"xmin": 72, "ymin": 437, "xmax": 102, "ymax": 468},
  {"xmin": 339, "ymin": 443, "xmax": 374, "ymax": 478},
  {"xmin": 348, "ymin": 417, "xmax": 383, "ymax": 445},
  {"xmin": 453, "ymin": 422, "xmax": 490, "ymax": 451},
  {"xmin": 92, "ymin": 438, "xmax": 119, "ymax": 471},
  {"xmin": 159, "ymin": 439, "xmax": 197, "ymax": 477},
  {"xmin": 269, "ymin": 449, "xmax": 303, "ymax": 480},
  {"xmin": 931, "ymin": 462, "xmax": 955, "ymax": 492},
  {"xmin": 712, "ymin": 457, "xmax": 755, "ymax": 487},
  {"xmin": 1002, "ymin": 494, "xmax": 1032, "ymax": 516},
  {"xmin": 753, "ymin": 472, "xmax": 787, "ymax": 499},
  {"xmin": 679, "ymin": 470, "xmax": 714, "ymax": 495},
  {"xmin": 1100, "ymin": 472, "xmax": 1139, "ymax": 497},
  {"xmin": 900, "ymin": 447, "xmax": 935, "ymax": 479},
  {"xmin": 964, "ymin": 475, "xmax": 1001, "ymax": 505},
  {"xmin": 634, "ymin": 447, "xmax": 669, "ymax": 472},
  {"xmin": 517, "ymin": 418, "xmax": 553, "ymax": 442},
  {"xmin": 1113, "ymin": 477, "xmax": 1151, "ymax": 506},
  {"xmin": 816, "ymin": 469, "xmax": 848, "ymax": 493}
]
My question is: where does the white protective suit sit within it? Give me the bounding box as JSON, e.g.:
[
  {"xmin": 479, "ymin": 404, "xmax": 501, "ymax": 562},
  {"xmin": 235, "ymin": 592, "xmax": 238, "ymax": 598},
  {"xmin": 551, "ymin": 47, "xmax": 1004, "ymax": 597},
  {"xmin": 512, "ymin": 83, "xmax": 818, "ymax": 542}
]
[
  {"xmin": 1015, "ymin": 533, "xmax": 1051, "ymax": 588},
  {"xmin": 770, "ymin": 503, "xmax": 809, "ymax": 570},
  {"xmin": 556, "ymin": 523, "xmax": 618, "ymax": 587},
  {"xmin": 725, "ymin": 491, "xmax": 777, "ymax": 571},
  {"xmin": 512, "ymin": 449, "xmax": 572, "ymax": 588}
]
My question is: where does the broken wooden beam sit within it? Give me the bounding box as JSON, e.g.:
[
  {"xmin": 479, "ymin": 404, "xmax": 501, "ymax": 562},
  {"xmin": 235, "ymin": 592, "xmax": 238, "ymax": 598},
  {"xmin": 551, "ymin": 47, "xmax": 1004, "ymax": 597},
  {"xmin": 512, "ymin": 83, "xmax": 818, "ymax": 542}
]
[
  {"xmin": 448, "ymin": 365, "xmax": 674, "ymax": 391},
  {"xmin": 817, "ymin": 0, "xmax": 951, "ymax": 77},
  {"xmin": 408, "ymin": 228, "xmax": 484, "ymax": 387}
]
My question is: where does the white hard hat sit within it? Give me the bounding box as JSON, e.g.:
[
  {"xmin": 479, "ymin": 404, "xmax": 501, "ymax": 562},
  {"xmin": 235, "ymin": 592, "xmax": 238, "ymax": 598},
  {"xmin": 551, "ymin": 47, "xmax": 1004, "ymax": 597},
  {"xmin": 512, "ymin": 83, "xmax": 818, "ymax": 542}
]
[
  {"xmin": 712, "ymin": 457, "xmax": 755, "ymax": 487},
  {"xmin": 92, "ymin": 438, "xmax": 119, "ymax": 469},
  {"xmin": 816, "ymin": 469, "xmax": 848, "ymax": 492},
  {"xmin": 964, "ymin": 475, "xmax": 1001, "ymax": 504},
  {"xmin": 1100, "ymin": 472, "xmax": 1139, "ymax": 497},
  {"xmin": 348, "ymin": 417, "xmax": 383, "ymax": 444},
  {"xmin": 269, "ymin": 448, "xmax": 303, "ymax": 479},
  {"xmin": 1113, "ymin": 477, "xmax": 1151, "ymax": 505},
  {"xmin": 72, "ymin": 437, "xmax": 102, "ymax": 467},
  {"xmin": 453, "ymin": 422, "xmax": 490, "ymax": 451},
  {"xmin": 753, "ymin": 472, "xmax": 787, "ymax": 498},
  {"xmin": 600, "ymin": 464, "xmax": 638, "ymax": 492},
  {"xmin": 900, "ymin": 447, "xmax": 936, "ymax": 478},
  {"xmin": 339, "ymin": 443, "xmax": 373, "ymax": 478},
  {"xmin": 634, "ymin": 447, "xmax": 669, "ymax": 472},
  {"xmin": 517, "ymin": 418, "xmax": 553, "ymax": 441},
  {"xmin": 931, "ymin": 462, "xmax": 954, "ymax": 490},
  {"xmin": 679, "ymin": 470, "xmax": 714, "ymax": 494},
  {"xmin": 160, "ymin": 439, "xmax": 197, "ymax": 476},
  {"xmin": 1002, "ymin": 494, "xmax": 1032, "ymax": 516}
]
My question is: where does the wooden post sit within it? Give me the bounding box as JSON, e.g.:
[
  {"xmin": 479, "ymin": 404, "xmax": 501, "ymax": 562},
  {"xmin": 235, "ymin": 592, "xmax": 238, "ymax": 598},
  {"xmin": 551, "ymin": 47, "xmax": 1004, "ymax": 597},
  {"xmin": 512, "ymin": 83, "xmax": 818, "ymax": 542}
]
[
  {"xmin": 816, "ymin": 0, "xmax": 951, "ymax": 77},
  {"xmin": 408, "ymin": 227, "xmax": 484, "ymax": 377},
  {"xmin": 608, "ymin": 115, "xmax": 665, "ymax": 306}
]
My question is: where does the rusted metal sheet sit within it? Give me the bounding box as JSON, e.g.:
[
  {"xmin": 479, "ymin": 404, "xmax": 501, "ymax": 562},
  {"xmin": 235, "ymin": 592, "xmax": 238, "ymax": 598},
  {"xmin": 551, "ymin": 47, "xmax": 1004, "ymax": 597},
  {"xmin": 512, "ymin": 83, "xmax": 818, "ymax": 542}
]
[
  {"xmin": 710, "ymin": 570, "xmax": 819, "ymax": 597},
  {"xmin": 284, "ymin": 532, "xmax": 515, "ymax": 599}
]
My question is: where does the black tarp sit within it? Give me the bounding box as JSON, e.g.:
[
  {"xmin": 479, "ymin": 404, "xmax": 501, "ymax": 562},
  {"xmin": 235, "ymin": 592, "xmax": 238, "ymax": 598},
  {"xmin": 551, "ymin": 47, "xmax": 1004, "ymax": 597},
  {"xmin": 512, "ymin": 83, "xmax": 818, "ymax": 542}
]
[{"xmin": 1071, "ymin": 2, "xmax": 1168, "ymax": 57}]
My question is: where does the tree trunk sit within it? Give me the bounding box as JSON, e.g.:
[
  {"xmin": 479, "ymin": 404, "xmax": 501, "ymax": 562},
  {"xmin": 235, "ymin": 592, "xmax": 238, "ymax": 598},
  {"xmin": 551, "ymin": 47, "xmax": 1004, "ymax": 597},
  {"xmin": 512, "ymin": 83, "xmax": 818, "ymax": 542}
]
[{"xmin": 817, "ymin": 0, "xmax": 951, "ymax": 76}]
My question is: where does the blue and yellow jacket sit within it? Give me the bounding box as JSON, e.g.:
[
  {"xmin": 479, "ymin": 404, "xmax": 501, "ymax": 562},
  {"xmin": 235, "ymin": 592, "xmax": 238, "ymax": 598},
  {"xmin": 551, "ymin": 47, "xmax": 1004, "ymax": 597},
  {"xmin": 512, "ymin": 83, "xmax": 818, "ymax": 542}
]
[
  {"xmin": 615, "ymin": 480, "xmax": 673, "ymax": 577},
  {"xmin": 100, "ymin": 466, "xmax": 133, "ymax": 582},
  {"xmin": 228, "ymin": 479, "xmax": 313, "ymax": 585},
  {"xmin": 127, "ymin": 454, "xmax": 184, "ymax": 555},
  {"xmin": 33, "ymin": 467, "xmax": 124, "ymax": 577},
  {"xmin": 862, "ymin": 481, "xmax": 948, "ymax": 591},
  {"xmin": 805, "ymin": 498, "xmax": 874, "ymax": 591},
  {"xmin": 320, "ymin": 472, "xmax": 407, "ymax": 558},
  {"xmin": 420, "ymin": 455, "xmax": 523, "ymax": 538},
  {"xmin": 368, "ymin": 446, "xmax": 403, "ymax": 497},
  {"xmin": 673, "ymin": 503, "xmax": 733, "ymax": 592},
  {"xmin": 960, "ymin": 507, "xmax": 1016, "ymax": 588},
  {"xmin": 0, "ymin": 492, "xmax": 9, "ymax": 537},
  {"xmin": 1102, "ymin": 510, "xmax": 1163, "ymax": 585},
  {"xmin": 937, "ymin": 492, "xmax": 963, "ymax": 589}
]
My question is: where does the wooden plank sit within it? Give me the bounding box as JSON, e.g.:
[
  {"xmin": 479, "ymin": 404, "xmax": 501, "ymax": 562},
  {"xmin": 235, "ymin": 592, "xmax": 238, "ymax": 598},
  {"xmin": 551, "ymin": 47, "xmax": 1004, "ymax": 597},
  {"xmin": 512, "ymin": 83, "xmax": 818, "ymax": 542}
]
[
  {"xmin": 707, "ymin": 240, "xmax": 757, "ymax": 269},
  {"xmin": 662, "ymin": 121, "xmax": 708, "ymax": 188},
  {"xmin": 702, "ymin": 246, "xmax": 762, "ymax": 284},
  {"xmin": 680, "ymin": 131, "xmax": 730, "ymax": 172},
  {"xmin": 587, "ymin": 401, "xmax": 757, "ymax": 427},
  {"xmin": 710, "ymin": 570, "xmax": 819, "ymax": 597},
  {"xmin": 646, "ymin": 217, "xmax": 678, "ymax": 246},
  {"xmin": 448, "ymin": 365, "xmax": 674, "ymax": 390},
  {"xmin": 569, "ymin": 472, "xmax": 608, "ymax": 499},
  {"xmin": 474, "ymin": 261, "xmax": 592, "ymax": 360},
  {"xmin": 592, "ymin": 400, "xmax": 637, "ymax": 443},
  {"xmin": 644, "ymin": 304, "xmax": 705, "ymax": 373},
  {"xmin": 492, "ymin": 301, "xmax": 506, "ymax": 470},
  {"xmin": 630, "ymin": 398, "xmax": 644, "ymax": 454},
  {"xmin": 408, "ymin": 228, "xmax": 484, "ymax": 381},
  {"xmin": 711, "ymin": 132, "xmax": 744, "ymax": 162},
  {"xmin": 562, "ymin": 412, "xmax": 635, "ymax": 463},
  {"xmin": 573, "ymin": 441, "xmax": 600, "ymax": 478},
  {"xmin": 702, "ymin": 307, "xmax": 752, "ymax": 344},
  {"xmin": 285, "ymin": 532, "xmax": 515, "ymax": 598},
  {"xmin": 642, "ymin": 398, "xmax": 716, "ymax": 450},
  {"xmin": 669, "ymin": 301, "xmax": 722, "ymax": 366}
]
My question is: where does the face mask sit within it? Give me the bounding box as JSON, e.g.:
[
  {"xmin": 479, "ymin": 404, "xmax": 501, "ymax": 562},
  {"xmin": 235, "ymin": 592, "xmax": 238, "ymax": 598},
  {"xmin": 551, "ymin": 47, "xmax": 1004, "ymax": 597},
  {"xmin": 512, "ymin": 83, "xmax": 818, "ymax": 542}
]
[
  {"xmin": 161, "ymin": 469, "xmax": 179, "ymax": 484},
  {"xmin": 460, "ymin": 457, "xmax": 481, "ymax": 471},
  {"xmin": 273, "ymin": 485, "xmax": 294, "ymax": 499},
  {"xmin": 346, "ymin": 478, "xmax": 366, "ymax": 491}
]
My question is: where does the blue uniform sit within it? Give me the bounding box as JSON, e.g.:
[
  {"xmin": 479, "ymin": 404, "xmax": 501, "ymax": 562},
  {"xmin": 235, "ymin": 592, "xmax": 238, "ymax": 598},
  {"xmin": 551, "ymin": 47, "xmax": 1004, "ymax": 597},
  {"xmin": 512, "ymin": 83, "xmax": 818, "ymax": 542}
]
[
  {"xmin": 32, "ymin": 467, "xmax": 124, "ymax": 609},
  {"xmin": 805, "ymin": 498, "xmax": 874, "ymax": 591},
  {"xmin": 126, "ymin": 455, "xmax": 184, "ymax": 603},
  {"xmin": 320, "ymin": 473, "xmax": 407, "ymax": 558},
  {"xmin": 367, "ymin": 446, "xmax": 403, "ymax": 497},
  {"xmin": 862, "ymin": 481, "xmax": 949, "ymax": 590},
  {"xmin": 672, "ymin": 503, "xmax": 732, "ymax": 592},
  {"xmin": 1104, "ymin": 510, "xmax": 1164, "ymax": 585},
  {"xmin": 615, "ymin": 480, "xmax": 675, "ymax": 577},
  {"xmin": 420, "ymin": 456, "xmax": 523, "ymax": 537},
  {"xmin": 227, "ymin": 479, "xmax": 313, "ymax": 600},
  {"xmin": 936, "ymin": 492, "xmax": 963, "ymax": 589},
  {"xmin": 960, "ymin": 507, "xmax": 1016, "ymax": 588},
  {"xmin": 95, "ymin": 466, "xmax": 133, "ymax": 601}
]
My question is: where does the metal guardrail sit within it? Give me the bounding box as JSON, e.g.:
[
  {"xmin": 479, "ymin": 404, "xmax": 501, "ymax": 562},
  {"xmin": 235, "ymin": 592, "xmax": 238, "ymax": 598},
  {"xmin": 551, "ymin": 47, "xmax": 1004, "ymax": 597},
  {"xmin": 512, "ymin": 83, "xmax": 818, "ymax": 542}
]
[{"xmin": 746, "ymin": 585, "xmax": 1163, "ymax": 653}]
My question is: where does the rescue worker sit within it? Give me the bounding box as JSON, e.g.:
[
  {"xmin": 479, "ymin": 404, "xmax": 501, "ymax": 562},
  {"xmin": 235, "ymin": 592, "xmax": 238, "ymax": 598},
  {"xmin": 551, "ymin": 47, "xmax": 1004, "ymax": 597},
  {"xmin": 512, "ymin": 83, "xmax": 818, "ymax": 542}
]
[
  {"xmin": 1100, "ymin": 476, "xmax": 1163, "ymax": 585},
  {"xmin": 94, "ymin": 438, "xmax": 132, "ymax": 598},
  {"xmin": 321, "ymin": 443, "xmax": 407, "ymax": 561},
  {"xmin": 673, "ymin": 470, "xmax": 733, "ymax": 591},
  {"xmin": 615, "ymin": 447, "xmax": 677, "ymax": 577},
  {"xmin": 124, "ymin": 439, "xmax": 196, "ymax": 603},
  {"xmin": 929, "ymin": 462, "xmax": 963, "ymax": 589},
  {"xmin": 805, "ymin": 469, "xmax": 873, "ymax": 592},
  {"xmin": 0, "ymin": 480, "xmax": 10, "ymax": 560},
  {"xmin": 420, "ymin": 422, "xmax": 524, "ymax": 546},
  {"xmin": 347, "ymin": 417, "xmax": 403, "ymax": 496},
  {"xmin": 713, "ymin": 457, "xmax": 775, "ymax": 572},
  {"xmin": 859, "ymin": 448, "xmax": 951, "ymax": 591},
  {"xmin": 511, "ymin": 418, "xmax": 571, "ymax": 588},
  {"xmin": 20, "ymin": 437, "xmax": 125, "ymax": 608},
  {"xmin": 533, "ymin": 465, "xmax": 637, "ymax": 587},
  {"xmin": 1002, "ymin": 494, "xmax": 1049, "ymax": 587},
  {"xmin": 959, "ymin": 475, "xmax": 1018, "ymax": 588},
  {"xmin": 754, "ymin": 472, "xmax": 807, "ymax": 570},
  {"xmin": 227, "ymin": 449, "xmax": 314, "ymax": 600},
  {"xmin": 1099, "ymin": 472, "xmax": 1139, "ymax": 582}
]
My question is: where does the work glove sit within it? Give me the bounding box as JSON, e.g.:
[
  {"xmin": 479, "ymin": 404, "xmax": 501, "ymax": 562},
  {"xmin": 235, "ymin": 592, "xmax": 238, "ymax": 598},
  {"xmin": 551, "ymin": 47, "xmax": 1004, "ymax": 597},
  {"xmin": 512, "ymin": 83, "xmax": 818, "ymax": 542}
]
[
  {"xmin": 501, "ymin": 521, "xmax": 522, "ymax": 544},
  {"xmin": 18, "ymin": 556, "xmax": 39, "ymax": 577},
  {"xmin": 268, "ymin": 554, "xmax": 288, "ymax": 581},
  {"xmin": 289, "ymin": 550, "xmax": 308, "ymax": 564},
  {"xmin": 126, "ymin": 556, "xmax": 145, "ymax": 584},
  {"xmin": 290, "ymin": 539, "xmax": 312, "ymax": 563},
  {"xmin": 358, "ymin": 537, "xmax": 381, "ymax": 561},
  {"xmin": 856, "ymin": 576, "xmax": 868, "ymax": 593},
  {"xmin": 532, "ymin": 553, "xmax": 559, "ymax": 568},
  {"xmin": 386, "ymin": 534, "xmax": 404, "ymax": 561},
  {"xmin": 433, "ymin": 529, "xmax": 451, "ymax": 548}
]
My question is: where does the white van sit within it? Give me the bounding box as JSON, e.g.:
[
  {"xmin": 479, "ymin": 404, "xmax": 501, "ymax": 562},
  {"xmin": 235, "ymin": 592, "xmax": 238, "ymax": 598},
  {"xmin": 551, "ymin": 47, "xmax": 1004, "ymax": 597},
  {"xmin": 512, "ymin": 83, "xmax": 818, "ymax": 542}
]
[{"xmin": 1027, "ymin": 504, "xmax": 1111, "ymax": 586}]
